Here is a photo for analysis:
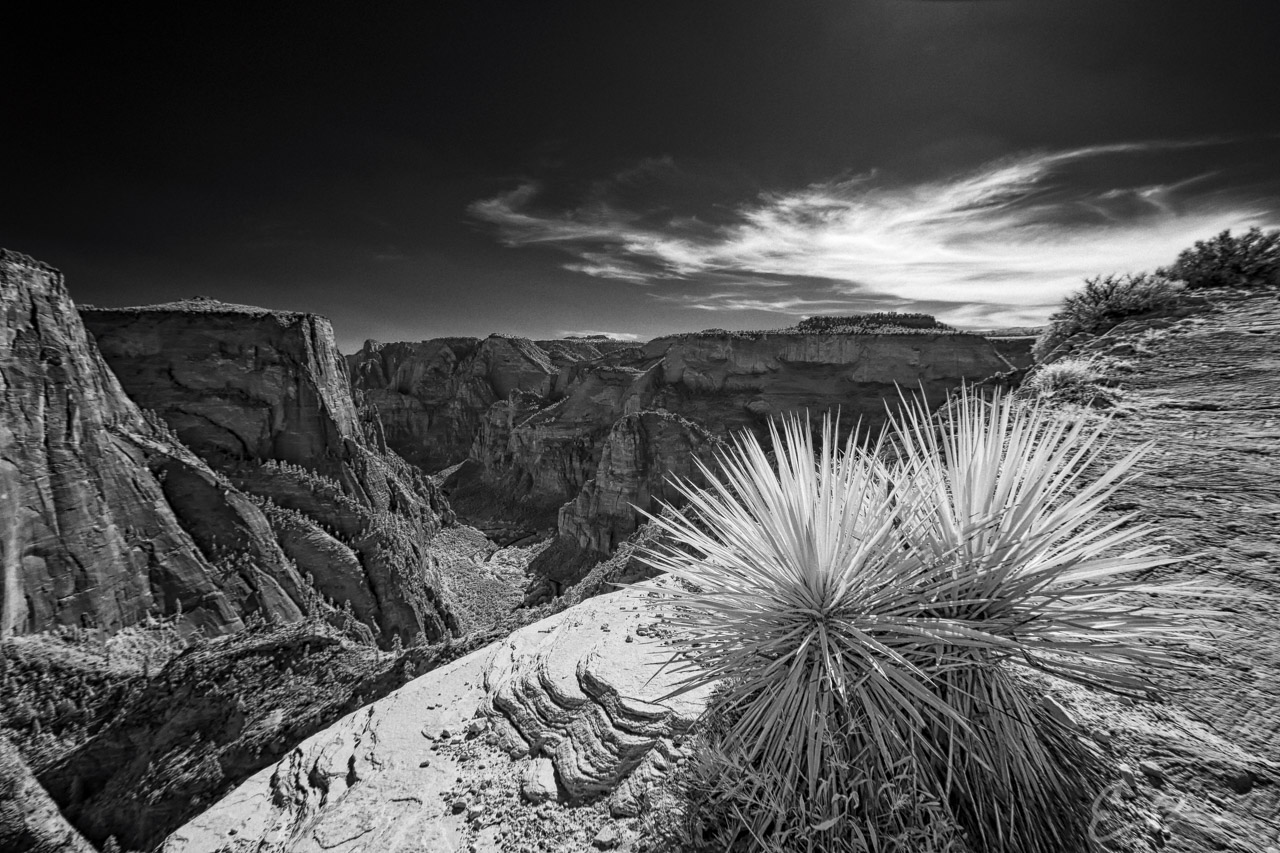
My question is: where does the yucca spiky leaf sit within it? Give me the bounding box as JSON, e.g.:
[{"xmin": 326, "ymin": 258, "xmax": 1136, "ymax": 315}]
[{"xmin": 635, "ymin": 388, "xmax": 1217, "ymax": 852}]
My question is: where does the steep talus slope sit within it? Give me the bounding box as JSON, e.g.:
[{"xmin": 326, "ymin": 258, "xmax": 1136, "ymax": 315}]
[
  {"xmin": 0, "ymin": 250, "xmax": 303, "ymax": 638},
  {"xmin": 82, "ymin": 302, "xmax": 458, "ymax": 647},
  {"xmin": 1061, "ymin": 289, "xmax": 1280, "ymax": 847}
]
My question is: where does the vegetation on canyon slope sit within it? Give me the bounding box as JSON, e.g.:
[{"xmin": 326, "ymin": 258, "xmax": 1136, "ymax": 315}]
[{"xmin": 1033, "ymin": 226, "xmax": 1280, "ymax": 363}]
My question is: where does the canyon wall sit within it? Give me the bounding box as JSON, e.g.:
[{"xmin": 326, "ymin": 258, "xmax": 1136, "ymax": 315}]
[
  {"xmin": 0, "ymin": 251, "xmax": 302, "ymax": 638},
  {"xmin": 353, "ymin": 326, "xmax": 1015, "ymax": 600},
  {"xmin": 348, "ymin": 335, "xmax": 634, "ymax": 471},
  {"xmin": 82, "ymin": 301, "xmax": 458, "ymax": 646}
]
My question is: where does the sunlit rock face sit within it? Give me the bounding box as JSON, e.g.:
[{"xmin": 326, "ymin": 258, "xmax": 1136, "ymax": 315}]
[
  {"xmin": 160, "ymin": 584, "xmax": 712, "ymax": 853},
  {"xmin": 81, "ymin": 300, "xmax": 458, "ymax": 647},
  {"xmin": 0, "ymin": 250, "xmax": 280, "ymax": 637},
  {"xmin": 82, "ymin": 303, "xmax": 361, "ymax": 473}
]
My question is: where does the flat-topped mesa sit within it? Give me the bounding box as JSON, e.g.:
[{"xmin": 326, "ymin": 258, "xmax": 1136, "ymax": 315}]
[
  {"xmin": 82, "ymin": 300, "xmax": 459, "ymax": 647},
  {"xmin": 0, "ymin": 251, "xmax": 289, "ymax": 637},
  {"xmin": 81, "ymin": 300, "xmax": 359, "ymax": 475}
]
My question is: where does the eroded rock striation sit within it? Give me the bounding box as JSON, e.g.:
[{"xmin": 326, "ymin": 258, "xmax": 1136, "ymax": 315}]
[
  {"xmin": 82, "ymin": 300, "xmax": 458, "ymax": 646},
  {"xmin": 350, "ymin": 335, "xmax": 566, "ymax": 471},
  {"xmin": 162, "ymin": 584, "xmax": 713, "ymax": 852},
  {"xmin": 0, "ymin": 250, "xmax": 295, "ymax": 637}
]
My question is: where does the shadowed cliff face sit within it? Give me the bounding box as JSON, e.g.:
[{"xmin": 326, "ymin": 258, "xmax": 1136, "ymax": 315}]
[
  {"xmin": 348, "ymin": 335, "xmax": 632, "ymax": 471},
  {"xmin": 82, "ymin": 301, "xmax": 459, "ymax": 647},
  {"xmin": 82, "ymin": 305, "xmax": 360, "ymax": 474},
  {"xmin": 0, "ymin": 251, "xmax": 274, "ymax": 638}
]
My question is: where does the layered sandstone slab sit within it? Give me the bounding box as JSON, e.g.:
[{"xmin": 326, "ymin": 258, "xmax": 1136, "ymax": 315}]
[{"xmin": 162, "ymin": 585, "xmax": 711, "ymax": 852}]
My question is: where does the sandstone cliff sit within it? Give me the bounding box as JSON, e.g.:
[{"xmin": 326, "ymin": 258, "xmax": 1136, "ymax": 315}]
[
  {"xmin": 0, "ymin": 250, "xmax": 286, "ymax": 637},
  {"xmin": 349, "ymin": 335, "xmax": 559, "ymax": 471},
  {"xmin": 524, "ymin": 411, "xmax": 725, "ymax": 602},
  {"xmin": 479, "ymin": 331, "xmax": 1014, "ymax": 592},
  {"xmin": 358, "ymin": 327, "xmax": 1013, "ymax": 602},
  {"xmin": 82, "ymin": 301, "xmax": 458, "ymax": 646}
]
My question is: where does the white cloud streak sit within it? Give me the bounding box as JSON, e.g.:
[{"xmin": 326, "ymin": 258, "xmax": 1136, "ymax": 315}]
[{"xmin": 469, "ymin": 140, "xmax": 1277, "ymax": 326}]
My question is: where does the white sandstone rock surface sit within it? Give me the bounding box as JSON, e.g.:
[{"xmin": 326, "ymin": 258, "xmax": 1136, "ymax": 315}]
[{"xmin": 162, "ymin": 585, "xmax": 710, "ymax": 852}]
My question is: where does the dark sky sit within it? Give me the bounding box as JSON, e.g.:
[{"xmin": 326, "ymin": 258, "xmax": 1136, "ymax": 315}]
[{"xmin": 4, "ymin": 1, "xmax": 1279, "ymax": 350}]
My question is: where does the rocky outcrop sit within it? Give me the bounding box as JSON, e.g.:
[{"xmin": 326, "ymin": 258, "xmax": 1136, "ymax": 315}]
[
  {"xmin": 161, "ymin": 583, "xmax": 713, "ymax": 852},
  {"xmin": 82, "ymin": 301, "xmax": 458, "ymax": 647},
  {"xmin": 522, "ymin": 411, "xmax": 724, "ymax": 603},
  {"xmin": 35, "ymin": 620, "xmax": 509, "ymax": 853},
  {"xmin": 557, "ymin": 411, "xmax": 724, "ymax": 557},
  {"xmin": 349, "ymin": 335, "xmax": 559, "ymax": 471},
  {"xmin": 83, "ymin": 302, "xmax": 362, "ymax": 477},
  {"xmin": 0, "ymin": 250, "xmax": 283, "ymax": 637},
  {"xmin": 985, "ymin": 335, "xmax": 1036, "ymax": 370}
]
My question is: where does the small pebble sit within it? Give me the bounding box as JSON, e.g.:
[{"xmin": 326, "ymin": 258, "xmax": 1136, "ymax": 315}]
[
  {"xmin": 592, "ymin": 825, "xmax": 620, "ymax": 850},
  {"xmin": 419, "ymin": 758, "xmax": 432, "ymax": 768}
]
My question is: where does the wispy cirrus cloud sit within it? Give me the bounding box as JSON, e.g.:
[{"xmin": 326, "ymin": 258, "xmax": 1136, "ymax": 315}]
[{"xmin": 469, "ymin": 139, "xmax": 1280, "ymax": 327}]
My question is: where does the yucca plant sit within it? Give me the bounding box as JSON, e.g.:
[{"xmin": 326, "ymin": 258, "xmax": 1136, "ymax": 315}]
[{"xmin": 635, "ymin": 388, "xmax": 1209, "ymax": 852}]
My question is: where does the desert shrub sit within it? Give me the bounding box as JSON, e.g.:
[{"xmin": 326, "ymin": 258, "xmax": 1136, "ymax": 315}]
[
  {"xmin": 1159, "ymin": 226, "xmax": 1280, "ymax": 290},
  {"xmin": 637, "ymin": 391, "xmax": 1206, "ymax": 852},
  {"xmin": 1022, "ymin": 357, "xmax": 1118, "ymax": 407},
  {"xmin": 1032, "ymin": 273, "xmax": 1181, "ymax": 362}
]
